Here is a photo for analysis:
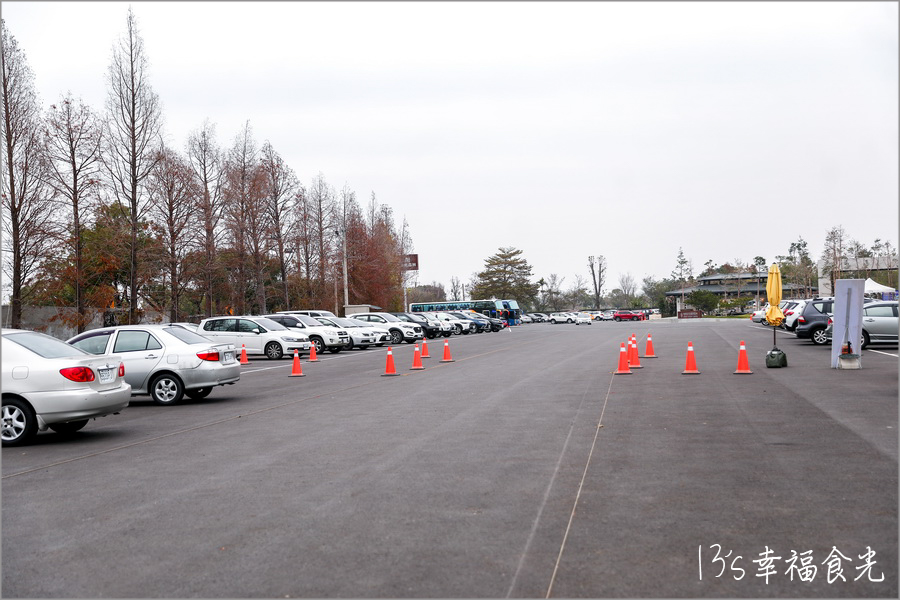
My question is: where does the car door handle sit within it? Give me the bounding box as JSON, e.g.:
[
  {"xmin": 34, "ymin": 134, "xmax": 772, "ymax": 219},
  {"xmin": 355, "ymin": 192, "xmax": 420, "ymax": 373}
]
[
  {"xmin": 145, "ymin": 354, "xmax": 158, "ymax": 359},
  {"xmin": 864, "ymin": 318, "xmax": 875, "ymax": 322}
]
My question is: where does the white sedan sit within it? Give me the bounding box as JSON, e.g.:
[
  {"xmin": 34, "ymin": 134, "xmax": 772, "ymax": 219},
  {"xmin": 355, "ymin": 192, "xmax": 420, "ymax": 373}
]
[
  {"xmin": 750, "ymin": 308, "xmax": 769, "ymax": 324},
  {"xmin": 574, "ymin": 313, "xmax": 593, "ymax": 325},
  {"xmin": 2, "ymin": 329, "xmax": 132, "ymax": 446}
]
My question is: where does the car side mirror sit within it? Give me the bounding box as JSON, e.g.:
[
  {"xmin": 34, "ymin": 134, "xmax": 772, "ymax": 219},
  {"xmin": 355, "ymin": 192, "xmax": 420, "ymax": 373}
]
[{"xmin": 253, "ymin": 328, "xmax": 261, "ymax": 334}]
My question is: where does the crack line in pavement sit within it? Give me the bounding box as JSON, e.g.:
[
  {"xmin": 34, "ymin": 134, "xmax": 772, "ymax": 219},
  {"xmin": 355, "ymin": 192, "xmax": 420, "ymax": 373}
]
[
  {"xmin": 503, "ymin": 368, "xmax": 599, "ymax": 598},
  {"xmin": 544, "ymin": 370, "xmax": 616, "ymax": 599}
]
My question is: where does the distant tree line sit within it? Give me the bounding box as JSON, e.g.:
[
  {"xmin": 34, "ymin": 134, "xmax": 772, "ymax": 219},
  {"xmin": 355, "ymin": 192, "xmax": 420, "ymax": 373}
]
[
  {"xmin": 407, "ymin": 229, "xmax": 897, "ymax": 316},
  {"xmin": 1, "ymin": 13, "xmax": 412, "ymax": 331}
]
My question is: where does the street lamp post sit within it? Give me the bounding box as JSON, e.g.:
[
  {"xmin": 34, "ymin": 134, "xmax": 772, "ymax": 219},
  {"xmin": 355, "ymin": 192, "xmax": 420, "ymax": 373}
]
[{"xmin": 334, "ymin": 227, "xmax": 349, "ymax": 315}]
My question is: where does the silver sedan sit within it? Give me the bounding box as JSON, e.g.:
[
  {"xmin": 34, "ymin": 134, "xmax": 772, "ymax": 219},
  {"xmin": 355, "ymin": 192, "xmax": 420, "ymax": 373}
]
[
  {"xmin": 67, "ymin": 324, "xmax": 241, "ymax": 405},
  {"xmin": 2, "ymin": 329, "xmax": 131, "ymax": 446}
]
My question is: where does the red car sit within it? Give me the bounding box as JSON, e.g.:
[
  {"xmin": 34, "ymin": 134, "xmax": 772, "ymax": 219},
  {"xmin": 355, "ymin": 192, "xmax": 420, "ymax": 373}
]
[{"xmin": 613, "ymin": 310, "xmax": 644, "ymax": 322}]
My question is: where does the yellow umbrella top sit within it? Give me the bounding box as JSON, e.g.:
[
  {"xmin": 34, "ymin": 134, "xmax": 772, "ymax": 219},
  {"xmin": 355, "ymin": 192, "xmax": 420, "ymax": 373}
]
[{"xmin": 765, "ymin": 263, "xmax": 784, "ymax": 326}]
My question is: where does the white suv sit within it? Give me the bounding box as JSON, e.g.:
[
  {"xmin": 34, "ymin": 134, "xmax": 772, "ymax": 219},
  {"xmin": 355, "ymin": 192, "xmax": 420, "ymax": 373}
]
[
  {"xmin": 432, "ymin": 311, "xmax": 476, "ymax": 335},
  {"xmin": 263, "ymin": 314, "xmax": 350, "ymax": 354},
  {"xmin": 351, "ymin": 312, "xmax": 425, "ymax": 345},
  {"xmin": 197, "ymin": 316, "xmax": 311, "ymax": 360},
  {"xmin": 782, "ymin": 299, "xmax": 808, "ymax": 332}
]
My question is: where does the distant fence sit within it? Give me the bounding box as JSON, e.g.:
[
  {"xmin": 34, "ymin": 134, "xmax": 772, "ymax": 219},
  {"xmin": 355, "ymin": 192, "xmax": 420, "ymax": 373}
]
[{"xmin": 1, "ymin": 306, "xmax": 166, "ymax": 340}]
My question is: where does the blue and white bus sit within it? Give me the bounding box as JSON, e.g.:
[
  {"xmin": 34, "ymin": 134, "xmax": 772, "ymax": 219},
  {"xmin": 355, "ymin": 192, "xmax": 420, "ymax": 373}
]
[{"xmin": 409, "ymin": 299, "xmax": 522, "ymax": 324}]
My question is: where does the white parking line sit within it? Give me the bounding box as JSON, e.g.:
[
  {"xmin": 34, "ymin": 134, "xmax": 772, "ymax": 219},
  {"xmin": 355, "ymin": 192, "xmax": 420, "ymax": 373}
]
[
  {"xmin": 748, "ymin": 325, "xmax": 794, "ymax": 336},
  {"xmin": 867, "ymin": 349, "xmax": 899, "ymax": 358}
]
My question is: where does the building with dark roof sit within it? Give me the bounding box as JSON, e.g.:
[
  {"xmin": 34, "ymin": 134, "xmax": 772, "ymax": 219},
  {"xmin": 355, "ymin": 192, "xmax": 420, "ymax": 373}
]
[{"xmin": 665, "ymin": 272, "xmax": 815, "ymax": 312}]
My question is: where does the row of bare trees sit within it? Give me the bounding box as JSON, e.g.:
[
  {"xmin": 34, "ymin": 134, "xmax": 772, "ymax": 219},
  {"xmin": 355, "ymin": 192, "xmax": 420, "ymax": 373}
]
[{"xmin": 2, "ymin": 13, "xmax": 412, "ymax": 331}]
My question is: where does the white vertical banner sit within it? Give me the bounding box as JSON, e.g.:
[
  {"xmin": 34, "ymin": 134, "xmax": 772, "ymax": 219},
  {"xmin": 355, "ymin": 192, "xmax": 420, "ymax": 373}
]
[{"xmin": 830, "ymin": 279, "xmax": 865, "ymax": 368}]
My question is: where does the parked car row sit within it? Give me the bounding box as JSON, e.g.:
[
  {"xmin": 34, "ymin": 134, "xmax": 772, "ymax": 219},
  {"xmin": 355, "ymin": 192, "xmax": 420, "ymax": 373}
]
[
  {"xmin": 2, "ymin": 324, "xmax": 237, "ymax": 446},
  {"xmin": 755, "ymin": 296, "xmax": 898, "ymax": 350}
]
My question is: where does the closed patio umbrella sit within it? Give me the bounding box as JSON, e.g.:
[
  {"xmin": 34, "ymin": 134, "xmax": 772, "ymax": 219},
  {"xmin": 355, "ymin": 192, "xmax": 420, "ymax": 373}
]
[
  {"xmin": 765, "ymin": 264, "xmax": 784, "ymax": 329},
  {"xmin": 764, "ymin": 263, "xmax": 787, "ymax": 366}
]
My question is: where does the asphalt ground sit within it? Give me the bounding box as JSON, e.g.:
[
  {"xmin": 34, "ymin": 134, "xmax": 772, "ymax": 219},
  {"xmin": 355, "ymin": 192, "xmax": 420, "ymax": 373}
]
[{"xmin": 2, "ymin": 319, "xmax": 897, "ymax": 598}]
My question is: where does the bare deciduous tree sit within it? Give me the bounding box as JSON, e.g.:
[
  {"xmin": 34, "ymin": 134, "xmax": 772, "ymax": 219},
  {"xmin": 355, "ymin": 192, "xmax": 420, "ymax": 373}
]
[
  {"xmin": 222, "ymin": 121, "xmax": 260, "ymax": 314},
  {"xmin": 44, "ymin": 94, "xmax": 103, "ymax": 332},
  {"xmin": 821, "ymin": 226, "xmax": 848, "ymax": 293},
  {"xmin": 147, "ymin": 145, "xmax": 198, "ymax": 322},
  {"xmin": 308, "ymin": 172, "xmax": 335, "ymax": 306},
  {"xmin": 618, "ymin": 272, "xmax": 637, "ymax": 304},
  {"xmin": 186, "ymin": 119, "xmax": 224, "ymax": 317},
  {"xmin": 104, "ymin": 7, "xmax": 163, "ymax": 323},
  {"xmin": 261, "ymin": 141, "xmax": 297, "ymax": 310},
  {"xmin": 587, "ymin": 255, "xmax": 606, "ymax": 310},
  {"xmin": 1, "ymin": 20, "xmax": 57, "ymax": 328}
]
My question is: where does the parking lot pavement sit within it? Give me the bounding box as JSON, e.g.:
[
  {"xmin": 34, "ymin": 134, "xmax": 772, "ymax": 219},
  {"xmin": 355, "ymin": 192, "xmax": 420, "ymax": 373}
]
[{"xmin": 2, "ymin": 321, "xmax": 896, "ymax": 597}]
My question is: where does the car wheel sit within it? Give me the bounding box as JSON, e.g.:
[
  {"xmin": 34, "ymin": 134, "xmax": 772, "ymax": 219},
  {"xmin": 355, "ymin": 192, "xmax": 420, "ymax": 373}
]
[
  {"xmin": 567, "ymin": 318, "xmax": 573, "ymax": 323},
  {"xmin": 861, "ymin": 330, "xmax": 870, "ymax": 350},
  {"xmin": 614, "ymin": 317, "xmax": 620, "ymax": 322},
  {"xmin": 265, "ymin": 341, "xmax": 284, "ymax": 360},
  {"xmin": 2, "ymin": 398, "xmax": 37, "ymax": 446},
  {"xmin": 390, "ymin": 330, "xmax": 404, "ymax": 345},
  {"xmin": 311, "ymin": 337, "xmax": 325, "ymax": 354},
  {"xmin": 453, "ymin": 325, "xmax": 462, "ymax": 335},
  {"xmin": 328, "ymin": 346, "xmax": 342, "ymax": 353},
  {"xmin": 762, "ymin": 319, "xmax": 769, "ymax": 326},
  {"xmin": 185, "ymin": 387, "xmax": 213, "ymax": 400},
  {"xmin": 811, "ymin": 327, "xmax": 828, "ymax": 345},
  {"xmin": 49, "ymin": 420, "xmax": 89, "ymax": 435},
  {"xmin": 427, "ymin": 332, "xmax": 436, "ymax": 339},
  {"xmin": 150, "ymin": 373, "xmax": 184, "ymax": 405}
]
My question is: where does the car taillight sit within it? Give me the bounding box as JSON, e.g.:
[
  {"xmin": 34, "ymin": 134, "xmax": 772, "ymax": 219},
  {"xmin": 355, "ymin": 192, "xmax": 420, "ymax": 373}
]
[
  {"xmin": 118, "ymin": 362, "xmax": 125, "ymax": 377},
  {"xmin": 827, "ymin": 318, "xmax": 833, "ymax": 325},
  {"xmin": 196, "ymin": 350, "xmax": 220, "ymax": 361},
  {"xmin": 59, "ymin": 366, "xmax": 95, "ymax": 382},
  {"xmin": 785, "ymin": 311, "xmax": 794, "ymax": 316},
  {"xmin": 798, "ymin": 317, "xmax": 806, "ymax": 323}
]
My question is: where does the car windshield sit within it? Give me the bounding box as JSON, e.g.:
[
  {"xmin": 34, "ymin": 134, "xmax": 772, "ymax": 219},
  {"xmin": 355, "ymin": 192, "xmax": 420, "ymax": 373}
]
[
  {"xmin": 293, "ymin": 314, "xmax": 323, "ymax": 327},
  {"xmin": 332, "ymin": 318, "xmax": 360, "ymax": 328},
  {"xmin": 348, "ymin": 318, "xmax": 373, "ymax": 327},
  {"xmin": 254, "ymin": 317, "xmax": 288, "ymax": 331},
  {"xmin": 163, "ymin": 326, "xmax": 213, "ymax": 345},
  {"xmin": 7, "ymin": 330, "xmax": 90, "ymax": 358}
]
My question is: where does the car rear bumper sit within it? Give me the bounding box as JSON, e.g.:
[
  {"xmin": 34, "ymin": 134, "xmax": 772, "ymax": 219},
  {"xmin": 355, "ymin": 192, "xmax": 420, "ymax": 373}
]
[
  {"xmin": 182, "ymin": 363, "xmax": 242, "ymax": 389},
  {"xmin": 30, "ymin": 383, "xmax": 132, "ymax": 427}
]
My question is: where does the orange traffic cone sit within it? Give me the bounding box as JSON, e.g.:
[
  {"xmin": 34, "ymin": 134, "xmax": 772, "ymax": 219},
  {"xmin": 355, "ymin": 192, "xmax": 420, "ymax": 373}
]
[
  {"xmin": 682, "ymin": 342, "xmax": 700, "ymax": 374},
  {"xmin": 614, "ymin": 342, "xmax": 632, "ymax": 374},
  {"xmin": 411, "ymin": 344, "xmax": 424, "ymax": 370},
  {"xmin": 441, "ymin": 339, "xmax": 455, "ymax": 363},
  {"xmin": 289, "ymin": 350, "xmax": 305, "ymax": 377},
  {"xmin": 644, "ymin": 333, "xmax": 658, "ymax": 358},
  {"xmin": 421, "ymin": 338, "xmax": 431, "ymax": 358},
  {"xmin": 734, "ymin": 340, "xmax": 752, "ymax": 374},
  {"xmin": 382, "ymin": 347, "xmax": 399, "ymax": 376},
  {"xmin": 308, "ymin": 342, "xmax": 319, "ymax": 362},
  {"xmin": 239, "ymin": 344, "xmax": 249, "ymax": 364},
  {"xmin": 630, "ymin": 333, "xmax": 644, "ymax": 369}
]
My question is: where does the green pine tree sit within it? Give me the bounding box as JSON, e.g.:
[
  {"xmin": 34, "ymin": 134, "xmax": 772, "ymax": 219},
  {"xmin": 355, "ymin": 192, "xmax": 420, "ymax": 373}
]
[{"xmin": 469, "ymin": 247, "xmax": 539, "ymax": 303}]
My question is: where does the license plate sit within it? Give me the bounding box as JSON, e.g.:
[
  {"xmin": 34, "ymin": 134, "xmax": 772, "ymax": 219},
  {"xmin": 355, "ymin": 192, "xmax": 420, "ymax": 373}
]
[
  {"xmin": 98, "ymin": 367, "xmax": 115, "ymax": 384},
  {"xmin": 223, "ymin": 351, "xmax": 235, "ymax": 363}
]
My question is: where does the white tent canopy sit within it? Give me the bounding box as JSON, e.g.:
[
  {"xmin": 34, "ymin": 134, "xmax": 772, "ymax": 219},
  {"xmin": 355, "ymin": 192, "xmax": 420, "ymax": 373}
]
[{"xmin": 864, "ymin": 278, "xmax": 895, "ymax": 293}]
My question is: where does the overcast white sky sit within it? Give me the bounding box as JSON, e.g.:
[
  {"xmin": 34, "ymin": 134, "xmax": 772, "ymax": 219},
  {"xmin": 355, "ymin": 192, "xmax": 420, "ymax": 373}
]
[{"xmin": 2, "ymin": 1, "xmax": 898, "ymax": 296}]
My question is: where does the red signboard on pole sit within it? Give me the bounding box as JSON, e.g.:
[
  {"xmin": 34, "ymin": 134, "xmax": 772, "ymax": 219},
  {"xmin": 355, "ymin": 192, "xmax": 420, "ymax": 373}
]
[{"xmin": 402, "ymin": 254, "xmax": 419, "ymax": 271}]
